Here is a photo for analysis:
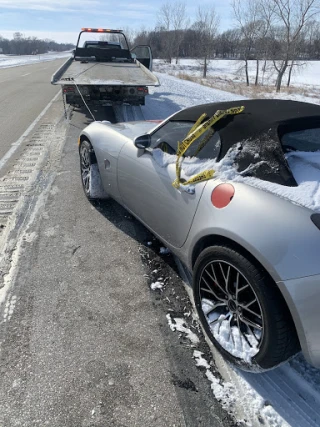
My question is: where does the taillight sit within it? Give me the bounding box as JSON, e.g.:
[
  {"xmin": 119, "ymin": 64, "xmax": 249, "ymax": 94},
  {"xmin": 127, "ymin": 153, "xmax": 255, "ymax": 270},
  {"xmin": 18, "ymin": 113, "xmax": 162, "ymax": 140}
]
[
  {"xmin": 311, "ymin": 213, "xmax": 320, "ymax": 230},
  {"xmin": 211, "ymin": 183, "xmax": 235, "ymax": 208},
  {"xmin": 137, "ymin": 87, "xmax": 148, "ymax": 93},
  {"xmin": 63, "ymin": 86, "xmax": 75, "ymax": 93}
]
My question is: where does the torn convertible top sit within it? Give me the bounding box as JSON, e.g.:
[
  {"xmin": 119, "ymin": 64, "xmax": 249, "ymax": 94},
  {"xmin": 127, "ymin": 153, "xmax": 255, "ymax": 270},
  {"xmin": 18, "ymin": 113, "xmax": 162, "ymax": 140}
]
[{"xmin": 171, "ymin": 99, "xmax": 320, "ymax": 186}]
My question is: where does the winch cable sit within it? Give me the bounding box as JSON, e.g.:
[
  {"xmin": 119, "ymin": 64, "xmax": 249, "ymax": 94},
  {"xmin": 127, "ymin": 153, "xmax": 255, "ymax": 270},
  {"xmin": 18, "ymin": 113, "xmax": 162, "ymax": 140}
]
[
  {"xmin": 72, "ymin": 79, "xmax": 96, "ymax": 121},
  {"xmin": 62, "ymin": 89, "xmax": 68, "ymax": 120}
]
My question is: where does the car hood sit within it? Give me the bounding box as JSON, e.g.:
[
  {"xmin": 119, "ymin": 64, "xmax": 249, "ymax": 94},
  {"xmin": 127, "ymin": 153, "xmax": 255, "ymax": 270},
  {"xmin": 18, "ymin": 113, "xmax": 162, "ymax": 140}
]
[{"xmin": 98, "ymin": 120, "xmax": 160, "ymax": 140}]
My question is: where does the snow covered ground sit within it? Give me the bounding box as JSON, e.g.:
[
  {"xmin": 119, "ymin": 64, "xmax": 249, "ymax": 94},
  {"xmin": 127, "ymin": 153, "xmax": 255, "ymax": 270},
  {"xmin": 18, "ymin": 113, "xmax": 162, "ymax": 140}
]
[
  {"xmin": 0, "ymin": 51, "xmax": 71, "ymax": 69},
  {"xmin": 153, "ymin": 58, "xmax": 320, "ymax": 105},
  {"xmin": 145, "ymin": 72, "xmax": 320, "ymax": 427}
]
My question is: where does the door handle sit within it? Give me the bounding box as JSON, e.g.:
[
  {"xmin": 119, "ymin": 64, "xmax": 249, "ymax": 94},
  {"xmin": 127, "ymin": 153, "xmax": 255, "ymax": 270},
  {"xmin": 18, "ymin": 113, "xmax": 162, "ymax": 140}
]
[
  {"xmin": 176, "ymin": 184, "xmax": 195, "ymax": 195},
  {"xmin": 186, "ymin": 186, "xmax": 195, "ymax": 195}
]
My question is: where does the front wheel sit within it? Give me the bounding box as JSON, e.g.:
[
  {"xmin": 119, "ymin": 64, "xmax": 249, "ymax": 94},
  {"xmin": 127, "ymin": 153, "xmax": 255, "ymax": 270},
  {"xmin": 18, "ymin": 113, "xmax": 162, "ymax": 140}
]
[
  {"xmin": 79, "ymin": 139, "xmax": 109, "ymax": 200},
  {"xmin": 193, "ymin": 245, "xmax": 299, "ymax": 371}
]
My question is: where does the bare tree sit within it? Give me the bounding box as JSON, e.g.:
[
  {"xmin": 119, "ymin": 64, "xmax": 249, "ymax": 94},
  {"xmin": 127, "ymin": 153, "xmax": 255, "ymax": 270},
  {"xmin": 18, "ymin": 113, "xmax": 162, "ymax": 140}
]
[
  {"xmin": 172, "ymin": 1, "xmax": 189, "ymax": 63},
  {"xmin": 216, "ymin": 29, "xmax": 240, "ymax": 58},
  {"xmin": 232, "ymin": 0, "xmax": 267, "ymax": 86},
  {"xmin": 193, "ymin": 6, "xmax": 219, "ymax": 78},
  {"xmin": 157, "ymin": 3, "xmax": 174, "ymax": 63},
  {"xmin": 121, "ymin": 27, "xmax": 137, "ymax": 48},
  {"xmin": 157, "ymin": 1, "xmax": 189, "ymax": 63},
  {"xmin": 268, "ymin": 0, "xmax": 320, "ymax": 91}
]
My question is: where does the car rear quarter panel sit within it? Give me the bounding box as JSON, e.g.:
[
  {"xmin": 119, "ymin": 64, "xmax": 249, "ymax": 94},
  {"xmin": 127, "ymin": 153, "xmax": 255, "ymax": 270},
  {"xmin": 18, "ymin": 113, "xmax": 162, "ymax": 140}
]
[
  {"xmin": 278, "ymin": 274, "xmax": 320, "ymax": 367},
  {"xmin": 184, "ymin": 181, "xmax": 320, "ymax": 283}
]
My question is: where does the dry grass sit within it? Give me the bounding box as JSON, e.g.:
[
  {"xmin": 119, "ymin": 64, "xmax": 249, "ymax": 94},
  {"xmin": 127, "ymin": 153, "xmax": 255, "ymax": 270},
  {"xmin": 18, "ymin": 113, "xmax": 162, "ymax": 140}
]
[
  {"xmin": 176, "ymin": 72, "xmax": 195, "ymax": 82},
  {"xmin": 166, "ymin": 71, "xmax": 320, "ymax": 104}
]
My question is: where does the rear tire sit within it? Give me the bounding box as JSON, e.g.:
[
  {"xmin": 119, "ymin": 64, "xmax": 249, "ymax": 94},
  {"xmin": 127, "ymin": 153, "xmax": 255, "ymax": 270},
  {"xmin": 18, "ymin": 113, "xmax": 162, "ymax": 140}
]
[
  {"xmin": 79, "ymin": 139, "xmax": 109, "ymax": 200},
  {"xmin": 193, "ymin": 245, "xmax": 300, "ymax": 371}
]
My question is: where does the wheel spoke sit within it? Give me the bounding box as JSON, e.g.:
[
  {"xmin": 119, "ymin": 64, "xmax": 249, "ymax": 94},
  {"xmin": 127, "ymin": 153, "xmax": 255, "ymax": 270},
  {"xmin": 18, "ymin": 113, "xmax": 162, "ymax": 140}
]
[
  {"xmin": 239, "ymin": 304, "xmax": 262, "ymax": 319},
  {"xmin": 209, "ymin": 316, "xmax": 223, "ymax": 327},
  {"xmin": 203, "ymin": 264, "xmax": 228, "ymax": 296},
  {"xmin": 237, "ymin": 282, "xmax": 249, "ymax": 295},
  {"xmin": 246, "ymin": 325, "xmax": 260, "ymax": 345},
  {"xmin": 201, "ymin": 276, "xmax": 226, "ymax": 302},
  {"xmin": 235, "ymin": 271, "xmax": 240, "ymax": 298},
  {"xmin": 241, "ymin": 325, "xmax": 255, "ymax": 348},
  {"xmin": 243, "ymin": 298, "xmax": 257, "ymax": 309},
  {"xmin": 204, "ymin": 301, "xmax": 227, "ymax": 316},
  {"xmin": 239, "ymin": 315, "xmax": 262, "ymax": 331},
  {"xmin": 219, "ymin": 262, "xmax": 230, "ymax": 293}
]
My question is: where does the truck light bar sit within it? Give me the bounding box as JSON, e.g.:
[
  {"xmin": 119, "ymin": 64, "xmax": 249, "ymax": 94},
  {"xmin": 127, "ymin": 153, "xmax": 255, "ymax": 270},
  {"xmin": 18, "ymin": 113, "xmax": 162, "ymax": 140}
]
[{"xmin": 81, "ymin": 28, "xmax": 122, "ymax": 33}]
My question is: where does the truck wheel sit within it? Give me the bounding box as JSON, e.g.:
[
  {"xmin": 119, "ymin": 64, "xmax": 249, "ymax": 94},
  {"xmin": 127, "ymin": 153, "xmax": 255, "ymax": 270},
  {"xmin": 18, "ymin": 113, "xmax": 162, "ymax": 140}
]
[
  {"xmin": 79, "ymin": 139, "xmax": 109, "ymax": 200},
  {"xmin": 193, "ymin": 245, "xmax": 299, "ymax": 371}
]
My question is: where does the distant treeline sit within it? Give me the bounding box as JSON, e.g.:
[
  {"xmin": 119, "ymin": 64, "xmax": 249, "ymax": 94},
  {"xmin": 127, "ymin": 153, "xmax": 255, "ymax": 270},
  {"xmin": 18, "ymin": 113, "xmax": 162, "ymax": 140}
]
[
  {"xmin": 131, "ymin": 0, "xmax": 320, "ymax": 92},
  {"xmin": 0, "ymin": 32, "xmax": 74, "ymax": 55}
]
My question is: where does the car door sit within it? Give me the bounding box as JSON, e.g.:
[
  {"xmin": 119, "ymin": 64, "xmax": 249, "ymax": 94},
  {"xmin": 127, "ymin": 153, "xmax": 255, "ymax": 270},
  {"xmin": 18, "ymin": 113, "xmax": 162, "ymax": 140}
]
[
  {"xmin": 117, "ymin": 121, "xmax": 218, "ymax": 248},
  {"xmin": 130, "ymin": 45, "xmax": 153, "ymax": 70}
]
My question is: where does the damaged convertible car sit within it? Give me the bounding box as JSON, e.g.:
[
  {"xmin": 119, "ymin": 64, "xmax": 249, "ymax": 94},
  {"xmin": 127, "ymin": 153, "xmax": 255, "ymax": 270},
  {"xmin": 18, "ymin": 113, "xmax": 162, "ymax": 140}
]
[{"xmin": 78, "ymin": 99, "xmax": 320, "ymax": 372}]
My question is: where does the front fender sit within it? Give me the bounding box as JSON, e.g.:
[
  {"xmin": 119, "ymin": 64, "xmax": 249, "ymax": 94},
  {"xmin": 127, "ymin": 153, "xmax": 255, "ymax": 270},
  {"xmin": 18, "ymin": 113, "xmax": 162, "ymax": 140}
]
[{"xmin": 80, "ymin": 122, "xmax": 130, "ymax": 200}]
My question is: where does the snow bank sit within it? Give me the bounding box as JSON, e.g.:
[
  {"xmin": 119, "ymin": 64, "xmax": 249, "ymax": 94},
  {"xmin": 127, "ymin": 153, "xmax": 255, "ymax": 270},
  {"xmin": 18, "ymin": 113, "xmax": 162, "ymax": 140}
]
[{"xmin": 0, "ymin": 52, "xmax": 71, "ymax": 69}]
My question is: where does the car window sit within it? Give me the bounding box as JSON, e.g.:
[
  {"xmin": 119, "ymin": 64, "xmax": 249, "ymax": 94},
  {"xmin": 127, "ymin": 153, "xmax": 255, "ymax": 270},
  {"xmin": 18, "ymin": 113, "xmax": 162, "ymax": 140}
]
[
  {"xmin": 131, "ymin": 46, "xmax": 150, "ymax": 58},
  {"xmin": 150, "ymin": 121, "xmax": 193, "ymax": 152},
  {"xmin": 281, "ymin": 128, "xmax": 320, "ymax": 152},
  {"xmin": 150, "ymin": 120, "xmax": 221, "ymax": 159}
]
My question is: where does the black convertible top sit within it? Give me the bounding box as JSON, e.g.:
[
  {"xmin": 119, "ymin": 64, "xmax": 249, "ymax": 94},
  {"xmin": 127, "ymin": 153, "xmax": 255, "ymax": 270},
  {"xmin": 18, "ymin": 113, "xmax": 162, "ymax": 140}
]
[{"xmin": 172, "ymin": 99, "xmax": 320, "ymax": 186}]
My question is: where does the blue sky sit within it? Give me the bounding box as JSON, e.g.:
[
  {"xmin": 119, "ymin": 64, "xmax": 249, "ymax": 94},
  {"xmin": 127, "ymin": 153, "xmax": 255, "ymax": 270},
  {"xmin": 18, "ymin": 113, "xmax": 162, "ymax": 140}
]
[{"xmin": 0, "ymin": 0, "xmax": 234, "ymax": 44}]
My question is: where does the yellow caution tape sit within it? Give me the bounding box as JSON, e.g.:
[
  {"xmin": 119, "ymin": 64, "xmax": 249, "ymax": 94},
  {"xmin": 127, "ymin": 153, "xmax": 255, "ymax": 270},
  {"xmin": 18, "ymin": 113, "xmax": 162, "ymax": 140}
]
[
  {"xmin": 173, "ymin": 106, "xmax": 244, "ymax": 189},
  {"xmin": 173, "ymin": 169, "xmax": 215, "ymax": 189},
  {"xmin": 186, "ymin": 113, "xmax": 207, "ymax": 136}
]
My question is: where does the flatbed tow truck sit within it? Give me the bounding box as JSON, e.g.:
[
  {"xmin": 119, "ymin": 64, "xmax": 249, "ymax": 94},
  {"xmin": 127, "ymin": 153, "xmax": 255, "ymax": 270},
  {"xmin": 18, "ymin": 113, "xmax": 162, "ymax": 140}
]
[{"xmin": 51, "ymin": 28, "xmax": 160, "ymax": 107}]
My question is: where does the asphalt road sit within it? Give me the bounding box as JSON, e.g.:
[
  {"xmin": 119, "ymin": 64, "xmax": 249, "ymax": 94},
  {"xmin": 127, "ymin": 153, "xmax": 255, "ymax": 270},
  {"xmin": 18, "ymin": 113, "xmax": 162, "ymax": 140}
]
[
  {"xmin": 0, "ymin": 59, "xmax": 64, "ymax": 159},
  {"xmin": 0, "ymin": 64, "xmax": 236, "ymax": 426}
]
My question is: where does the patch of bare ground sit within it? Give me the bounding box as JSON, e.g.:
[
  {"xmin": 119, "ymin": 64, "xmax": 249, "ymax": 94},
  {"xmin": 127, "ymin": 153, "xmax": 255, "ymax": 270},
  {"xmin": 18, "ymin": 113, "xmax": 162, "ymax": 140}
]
[{"xmin": 174, "ymin": 72, "xmax": 320, "ymax": 104}]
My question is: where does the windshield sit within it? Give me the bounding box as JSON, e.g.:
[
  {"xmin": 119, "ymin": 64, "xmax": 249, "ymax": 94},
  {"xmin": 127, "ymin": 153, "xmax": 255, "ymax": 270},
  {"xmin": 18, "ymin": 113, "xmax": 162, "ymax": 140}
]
[
  {"xmin": 282, "ymin": 128, "xmax": 320, "ymax": 152},
  {"xmin": 77, "ymin": 32, "xmax": 129, "ymax": 49}
]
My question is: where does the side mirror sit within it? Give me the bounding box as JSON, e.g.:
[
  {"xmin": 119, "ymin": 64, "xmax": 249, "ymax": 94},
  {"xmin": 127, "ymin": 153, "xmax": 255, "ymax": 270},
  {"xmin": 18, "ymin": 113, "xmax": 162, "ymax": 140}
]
[{"xmin": 134, "ymin": 134, "xmax": 151, "ymax": 150}]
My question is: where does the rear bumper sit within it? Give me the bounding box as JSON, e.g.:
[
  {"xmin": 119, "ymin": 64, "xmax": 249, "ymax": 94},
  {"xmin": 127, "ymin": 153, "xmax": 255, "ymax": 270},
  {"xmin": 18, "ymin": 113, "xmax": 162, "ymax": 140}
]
[{"xmin": 278, "ymin": 274, "xmax": 320, "ymax": 367}]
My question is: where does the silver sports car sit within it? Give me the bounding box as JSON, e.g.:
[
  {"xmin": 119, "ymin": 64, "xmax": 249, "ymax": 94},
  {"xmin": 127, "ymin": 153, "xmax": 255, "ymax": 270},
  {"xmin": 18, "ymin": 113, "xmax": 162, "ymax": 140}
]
[{"xmin": 78, "ymin": 99, "xmax": 320, "ymax": 372}]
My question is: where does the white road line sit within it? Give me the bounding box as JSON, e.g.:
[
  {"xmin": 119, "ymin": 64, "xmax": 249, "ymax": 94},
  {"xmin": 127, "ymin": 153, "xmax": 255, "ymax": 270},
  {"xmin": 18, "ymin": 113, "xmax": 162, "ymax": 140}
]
[
  {"xmin": 0, "ymin": 90, "xmax": 61, "ymax": 172},
  {"xmin": 21, "ymin": 73, "xmax": 31, "ymax": 77}
]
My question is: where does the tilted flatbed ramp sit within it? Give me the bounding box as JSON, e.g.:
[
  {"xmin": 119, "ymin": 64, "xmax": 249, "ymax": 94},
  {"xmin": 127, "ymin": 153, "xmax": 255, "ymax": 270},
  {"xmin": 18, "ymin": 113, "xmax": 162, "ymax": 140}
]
[{"xmin": 51, "ymin": 57, "xmax": 159, "ymax": 86}]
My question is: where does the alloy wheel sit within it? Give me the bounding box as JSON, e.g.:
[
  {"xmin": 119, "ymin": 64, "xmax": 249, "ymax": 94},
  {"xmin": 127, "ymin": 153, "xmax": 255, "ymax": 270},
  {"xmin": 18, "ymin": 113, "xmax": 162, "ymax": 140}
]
[
  {"xmin": 199, "ymin": 260, "xmax": 264, "ymax": 356},
  {"xmin": 80, "ymin": 144, "xmax": 91, "ymax": 194}
]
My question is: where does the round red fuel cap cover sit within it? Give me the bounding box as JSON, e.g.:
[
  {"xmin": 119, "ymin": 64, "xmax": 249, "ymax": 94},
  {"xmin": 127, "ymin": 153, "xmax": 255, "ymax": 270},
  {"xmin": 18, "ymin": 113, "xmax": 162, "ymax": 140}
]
[{"xmin": 211, "ymin": 183, "xmax": 235, "ymax": 208}]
